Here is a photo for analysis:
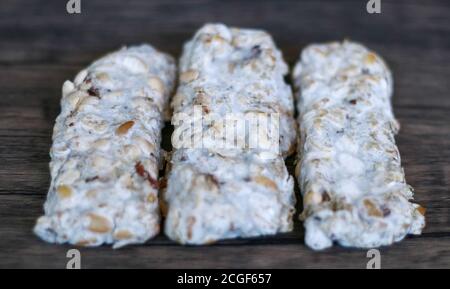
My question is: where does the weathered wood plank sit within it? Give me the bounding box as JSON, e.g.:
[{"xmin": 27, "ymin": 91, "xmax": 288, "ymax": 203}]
[
  {"xmin": 2, "ymin": 47, "xmax": 450, "ymax": 109},
  {"xmin": 1, "ymin": 191, "xmax": 449, "ymax": 269},
  {"xmin": 1, "ymin": 1, "xmax": 449, "ymax": 64},
  {"xmin": 1, "ymin": 221, "xmax": 449, "ymax": 269},
  {"xmin": 0, "ymin": 193, "xmax": 448, "ymax": 253}
]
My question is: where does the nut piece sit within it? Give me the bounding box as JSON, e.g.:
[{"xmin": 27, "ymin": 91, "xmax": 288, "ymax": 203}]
[
  {"xmin": 253, "ymin": 175, "xmax": 278, "ymax": 191},
  {"xmin": 363, "ymin": 199, "xmax": 383, "ymax": 217},
  {"xmin": 62, "ymin": 81, "xmax": 75, "ymax": 96},
  {"xmin": 187, "ymin": 216, "xmax": 196, "ymax": 240},
  {"xmin": 180, "ymin": 69, "xmax": 199, "ymax": 83},
  {"xmin": 92, "ymin": 138, "xmax": 111, "ymax": 151},
  {"xmin": 417, "ymin": 205, "xmax": 426, "ymax": 216},
  {"xmin": 147, "ymin": 194, "xmax": 157, "ymax": 203},
  {"xmin": 75, "ymin": 238, "xmax": 97, "ymax": 247},
  {"xmin": 148, "ymin": 77, "xmax": 165, "ymax": 94},
  {"xmin": 57, "ymin": 185, "xmax": 72, "ymax": 199},
  {"xmin": 171, "ymin": 93, "xmax": 185, "ymax": 109},
  {"xmin": 74, "ymin": 69, "xmax": 88, "ymax": 86},
  {"xmin": 365, "ymin": 53, "xmax": 377, "ymax": 64},
  {"xmin": 116, "ymin": 120, "xmax": 135, "ymax": 135},
  {"xmin": 114, "ymin": 230, "xmax": 133, "ymax": 240},
  {"xmin": 304, "ymin": 191, "xmax": 322, "ymax": 206},
  {"xmin": 95, "ymin": 72, "xmax": 110, "ymax": 82},
  {"xmin": 88, "ymin": 213, "xmax": 111, "ymax": 233}
]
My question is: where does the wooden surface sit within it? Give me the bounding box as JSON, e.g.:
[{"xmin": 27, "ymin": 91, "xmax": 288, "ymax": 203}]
[{"xmin": 0, "ymin": 0, "xmax": 449, "ymax": 268}]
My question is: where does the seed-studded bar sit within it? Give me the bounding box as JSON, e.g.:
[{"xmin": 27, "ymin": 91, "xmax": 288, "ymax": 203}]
[
  {"xmin": 164, "ymin": 24, "xmax": 296, "ymax": 244},
  {"xmin": 34, "ymin": 45, "xmax": 176, "ymax": 248},
  {"xmin": 293, "ymin": 41, "xmax": 425, "ymax": 250}
]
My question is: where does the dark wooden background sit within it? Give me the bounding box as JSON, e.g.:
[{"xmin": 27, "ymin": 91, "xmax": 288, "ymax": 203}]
[{"xmin": 0, "ymin": 0, "xmax": 449, "ymax": 268}]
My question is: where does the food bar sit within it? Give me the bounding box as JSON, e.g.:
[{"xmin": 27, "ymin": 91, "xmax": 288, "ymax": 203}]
[{"xmin": 34, "ymin": 45, "xmax": 176, "ymax": 248}]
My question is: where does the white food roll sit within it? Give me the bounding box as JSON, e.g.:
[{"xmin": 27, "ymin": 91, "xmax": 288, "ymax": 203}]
[
  {"xmin": 34, "ymin": 45, "xmax": 176, "ymax": 248},
  {"xmin": 293, "ymin": 41, "xmax": 425, "ymax": 250},
  {"xmin": 164, "ymin": 23, "xmax": 296, "ymax": 244}
]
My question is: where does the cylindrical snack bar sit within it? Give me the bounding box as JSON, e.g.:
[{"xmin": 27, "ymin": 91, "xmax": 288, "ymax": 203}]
[
  {"xmin": 164, "ymin": 24, "xmax": 296, "ymax": 244},
  {"xmin": 293, "ymin": 41, "xmax": 425, "ymax": 250},
  {"xmin": 34, "ymin": 45, "xmax": 176, "ymax": 248}
]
